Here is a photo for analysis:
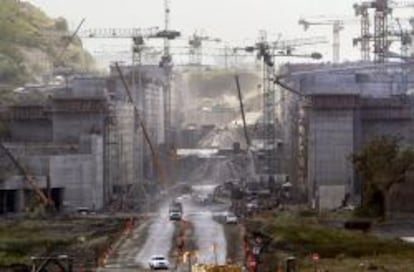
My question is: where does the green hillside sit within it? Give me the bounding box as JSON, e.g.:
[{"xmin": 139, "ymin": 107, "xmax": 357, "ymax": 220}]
[{"xmin": 0, "ymin": 0, "xmax": 94, "ymax": 86}]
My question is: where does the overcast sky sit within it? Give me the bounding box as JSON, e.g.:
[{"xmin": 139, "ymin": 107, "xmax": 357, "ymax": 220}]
[{"xmin": 25, "ymin": 0, "xmax": 413, "ymax": 65}]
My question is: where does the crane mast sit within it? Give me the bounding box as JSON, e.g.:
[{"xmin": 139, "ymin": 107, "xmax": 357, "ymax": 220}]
[
  {"xmin": 245, "ymin": 32, "xmax": 326, "ymax": 178},
  {"xmin": 159, "ymin": 0, "xmax": 176, "ymax": 145},
  {"xmin": 354, "ymin": 0, "xmax": 414, "ymax": 62}
]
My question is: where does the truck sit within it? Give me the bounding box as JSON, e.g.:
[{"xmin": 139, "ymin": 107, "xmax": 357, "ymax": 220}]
[{"xmin": 169, "ymin": 200, "xmax": 183, "ymax": 221}]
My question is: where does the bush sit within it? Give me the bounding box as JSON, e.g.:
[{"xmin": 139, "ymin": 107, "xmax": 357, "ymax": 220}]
[{"xmin": 298, "ymin": 209, "xmax": 318, "ymax": 217}]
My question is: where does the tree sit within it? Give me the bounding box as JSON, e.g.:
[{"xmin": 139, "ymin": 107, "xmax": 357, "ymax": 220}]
[
  {"xmin": 54, "ymin": 17, "xmax": 68, "ymax": 32},
  {"xmin": 352, "ymin": 136, "xmax": 414, "ymax": 218}
]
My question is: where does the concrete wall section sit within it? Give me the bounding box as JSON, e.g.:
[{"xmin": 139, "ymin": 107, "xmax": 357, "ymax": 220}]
[
  {"xmin": 0, "ymin": 176, "xmax": 47, "ymax": 190},
  {"xmin": 50, "ymin": 152, "xmax": 103, "ymax": 210},
  {"xmin": 55, "ymin": 77, "xmax": 108, "ymax": 99},
  {"xmin": 318, "ymin": 185, "xmax": 346, "ymax": 210},
  {"xmin": 1, "ymin": 136, "xmax": 104, "ymax": 211},
  {"xmin": 10, "ymin": 120, "xmax": 52, "ymax": 142},
  {"xmin": 308, "ymin": 108, "xmax": 355, "ymax": 208},
  {"xmin": 113, "ymin": 103, "xmax": 135, "ymax": 187},
  {"xmin": 145, "ymin": 83, "xmax": 165, "ymax": 145},
  {"xmin": 52, "ymin": 113, "xmax": 106, "ymax": 143}
]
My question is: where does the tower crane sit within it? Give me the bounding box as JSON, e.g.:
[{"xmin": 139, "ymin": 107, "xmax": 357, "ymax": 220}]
[
  {"xmin": 78, "ymin": 25, "xmax": 180, "ymax": 197},
  {"xmin": 187, "ymin": 32, "xmax": 221, "ymax": 65},
  {"xmin": 78, "ymin": 26, "xmax": 180, "ymax": 142},
  {"xmin": 353, "ymin": 0, "xmax": 414, "ymax": 62},
  {"xmin": 78, "ymin": 26, "xmax": 178, "ymax": 67},
  {"xmin": 161, "ymin": 0, "xmax": 182, "ymax": 145},
  {"xmin": 298, "ymin": 17, "xmax": 356, "ymax": 63},
  {"xmin": 352, "ymin": 17, "xmax": 413, "ymax": 56},
  {"xmin": 244, "ymin": 32, "xmax": 325, "ymax": 178},
  {"xmin": 389, "ymin": 17, "xmax": 413, "ymax": 57}
]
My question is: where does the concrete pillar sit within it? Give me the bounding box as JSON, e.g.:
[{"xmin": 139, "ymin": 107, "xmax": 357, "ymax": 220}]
[
  {"xmin": 15, "ymin": 189, "xmax": 25, "ymax": 213},
  {"xmin": 306, "ymin": 94, "xmax": 359, "ymax": 210}
]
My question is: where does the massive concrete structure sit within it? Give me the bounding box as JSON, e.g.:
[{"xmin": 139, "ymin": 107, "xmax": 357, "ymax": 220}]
[
  {"xmin": 108, "ymin": 64, "xmax": 166, "ymax": 180},
  {"xmin": 280, "ymin": 62, "xmax": 414, "ymax": 210},
  {"xmin": 0, "ymin": 75, "xmax": 144, "ymax": 213}
]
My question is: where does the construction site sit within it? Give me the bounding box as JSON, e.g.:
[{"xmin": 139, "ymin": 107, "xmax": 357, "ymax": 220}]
[{"xmin": 1, "ymin": 0, "xmax": 414, "ymax": 271}]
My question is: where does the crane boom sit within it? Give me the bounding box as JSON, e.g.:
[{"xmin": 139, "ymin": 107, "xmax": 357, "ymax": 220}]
[
  {"xmin": 298, "ymin": 17, "xmax": 355, "ymax": 63},
  {"xmin": 78, "ymin": 27, "xmax": 160, "ymax": 39},
  {"xmin": 272, "ymin": 36, "xmax": 328, "ymax": 49},
  {"xmin": 389, "ymin": 0, "xmax": 414, "ymax": 8},
  {"xmin": 234, "ymin": 75, "xmax": 250, "ymax": 147},
  {"xmin": 78, "ymin": 24, "xmax": 180, "ymax": 148}
]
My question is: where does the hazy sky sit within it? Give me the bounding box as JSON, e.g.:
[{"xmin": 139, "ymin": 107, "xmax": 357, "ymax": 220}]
[{"xmin": 25, "ymin": 0, "xmax": 413, "ymax": 65}]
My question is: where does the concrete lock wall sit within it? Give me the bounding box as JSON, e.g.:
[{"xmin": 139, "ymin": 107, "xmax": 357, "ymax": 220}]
[
  {"xmin": 113, "ymin": 103, "xmax": 135, "ymax": 187},
  {"xmin": 50, "ymin": 136, "xmax": 104, "ymax": 210},
  {"xmin": 145, "ymin": 83, "xmax": 165, "ymax": 145},
  {"xmin": 0, "ymin": 136, "xmax": 104, "ymax": 211},
  {"xmin": 53, "ymin": 113, "xmax": 106, "ymax": 143},
  {"xmin": 50, "ymin": 154, "xmax": 101, "ymax": 210},
  {"xmin": 318, "ymin": 185, "xmax": 346, "ymax": 210},
  {"xmin": 10, "ymin": 119, "xmax": 53, "ymax": 142},
  {"xmin": 70, "ymin": 77, "xmax": 107, "ymax": 98},
  {"xmin": 308, "ymin": 109, "xmax": 355, "ymax": 209}
]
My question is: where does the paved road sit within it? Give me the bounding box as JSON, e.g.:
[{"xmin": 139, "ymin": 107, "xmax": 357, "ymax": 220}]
[
  {"xmin": 100, "ymin": 184, "xmax": 229, "ymax": 271},
  {"xmin": 135, "ymin": 202, "xmax": 176, "ymax": 267},
  {"xmin": 183, "ymin": 185, "xmax": 227, "ymax": 264}
]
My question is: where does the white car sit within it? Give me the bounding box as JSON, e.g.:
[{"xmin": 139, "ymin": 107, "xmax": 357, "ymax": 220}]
[
  {"xmin": 225, "ymin": 212, "xmax": 238, "ymax": 224},
  {"xmin": 148, "ymin": 255, "xmax": 170, "ymax": 270}
]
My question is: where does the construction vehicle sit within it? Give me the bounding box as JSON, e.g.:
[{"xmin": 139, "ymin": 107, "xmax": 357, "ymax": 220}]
[{"xmin": 169, "ymin": 200, "xmax": 183, "ymax": 220}]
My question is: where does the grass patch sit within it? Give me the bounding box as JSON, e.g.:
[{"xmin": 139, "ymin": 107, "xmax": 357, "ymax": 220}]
[
  {"xmin": 245, "ymin": 211, "xmax": 414, "ymax": 271},
  {"xmin": 0, "ymin": 218, "xmax": 123, "ymax": 266},
  {"xmin": 268, "ymin": 223, "xmax": 413, "ymax": 258}
]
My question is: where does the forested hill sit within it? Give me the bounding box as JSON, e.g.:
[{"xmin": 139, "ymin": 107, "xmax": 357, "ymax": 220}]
[{"xmin": 0, "ymin": 0, "xmax": 94, "ymax": 87}]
